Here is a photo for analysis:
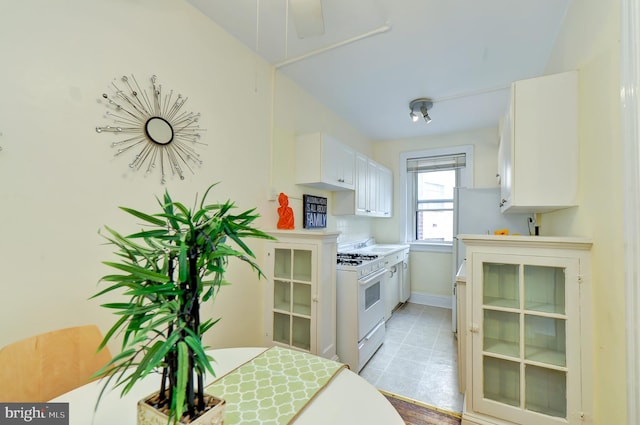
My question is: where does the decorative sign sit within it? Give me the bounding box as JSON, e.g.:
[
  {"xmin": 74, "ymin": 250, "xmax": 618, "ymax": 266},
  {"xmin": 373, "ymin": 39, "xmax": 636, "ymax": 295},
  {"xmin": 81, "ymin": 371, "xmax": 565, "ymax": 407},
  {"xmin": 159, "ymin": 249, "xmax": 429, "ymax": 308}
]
[{"xmin": 303, "ymin": 194, "xmax": 327, "ymax": 229}]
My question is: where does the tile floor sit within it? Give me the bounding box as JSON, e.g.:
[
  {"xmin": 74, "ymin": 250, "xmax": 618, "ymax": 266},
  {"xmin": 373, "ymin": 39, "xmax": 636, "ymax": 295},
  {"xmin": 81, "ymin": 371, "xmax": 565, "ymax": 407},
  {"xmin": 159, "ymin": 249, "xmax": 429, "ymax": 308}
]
[{"xmin": 359, "ymin": 303, "xmax": 464, "ymax": 413}]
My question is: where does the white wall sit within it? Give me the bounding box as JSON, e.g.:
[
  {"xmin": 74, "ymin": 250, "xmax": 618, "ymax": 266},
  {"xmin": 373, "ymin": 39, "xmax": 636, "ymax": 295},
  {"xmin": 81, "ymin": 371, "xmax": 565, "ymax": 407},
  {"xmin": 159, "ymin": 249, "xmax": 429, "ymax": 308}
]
[
  {"xmin": 0, "ymin": 0, "xmax": 277, "ymax": 350},
  {"xmin": 541, "ymin": 1, "xmax": 626, "ymax": 423},
  {"xmin": 0, "ymin": 0, "xmax": 383, "ymax": 355},
  {"xmin": 268, "ymin": 71, "xmax": 372, "ymax": 240},
  {"xmin": 3, "ymin": 5, "xmax": 622, "ymax": 421},
  {"xmin": 372, "ymin": 127, "xmax": 499, "ymax": 297}
]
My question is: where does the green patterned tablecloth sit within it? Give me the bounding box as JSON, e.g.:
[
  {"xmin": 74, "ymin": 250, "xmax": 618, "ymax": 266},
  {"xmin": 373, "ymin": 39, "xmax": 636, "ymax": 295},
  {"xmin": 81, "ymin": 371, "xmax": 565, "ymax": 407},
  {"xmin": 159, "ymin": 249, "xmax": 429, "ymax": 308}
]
[{"xmin": 205, "ymin": 347, "xmax": 347, "ymax": 424}]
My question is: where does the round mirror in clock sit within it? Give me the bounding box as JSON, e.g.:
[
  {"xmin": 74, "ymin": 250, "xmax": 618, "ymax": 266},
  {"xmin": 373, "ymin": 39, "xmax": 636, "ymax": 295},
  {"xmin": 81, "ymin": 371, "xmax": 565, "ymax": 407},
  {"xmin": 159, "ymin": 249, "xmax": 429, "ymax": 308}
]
[
  {"xmin": 96, "ymin": 74, "xmax": 205, "ymax": 184},
  {"xmin": 145, "ymin": 116, "xmax": 174, "ymax": 145}
]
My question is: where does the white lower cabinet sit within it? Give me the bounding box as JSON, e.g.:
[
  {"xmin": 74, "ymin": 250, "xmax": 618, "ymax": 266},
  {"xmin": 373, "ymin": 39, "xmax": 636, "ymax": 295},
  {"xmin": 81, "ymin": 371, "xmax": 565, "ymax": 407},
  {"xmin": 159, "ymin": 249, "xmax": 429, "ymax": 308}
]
[
  {"xmin": 264, "ymin": 231, "xmax": 339, "ymax": 360},
  {"xmin": 458, "ymin": 235, "xmax": 593, "ymax": 425},
  {"xmin": 383, "ymin": 249, "xmax": 404, "ymax": 319}
]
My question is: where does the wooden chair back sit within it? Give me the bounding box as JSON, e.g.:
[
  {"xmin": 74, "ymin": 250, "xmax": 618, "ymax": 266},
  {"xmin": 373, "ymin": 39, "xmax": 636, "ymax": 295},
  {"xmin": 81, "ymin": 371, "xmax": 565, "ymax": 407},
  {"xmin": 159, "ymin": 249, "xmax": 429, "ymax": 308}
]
[{"xmin": 0, "ymin": 325, "xmax": 112, "ymax": 402}]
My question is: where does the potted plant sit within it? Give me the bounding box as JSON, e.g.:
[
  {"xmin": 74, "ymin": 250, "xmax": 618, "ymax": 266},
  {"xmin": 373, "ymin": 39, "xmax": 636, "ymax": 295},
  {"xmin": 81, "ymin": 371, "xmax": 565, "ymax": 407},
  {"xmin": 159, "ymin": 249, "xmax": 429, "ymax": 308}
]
[{"xmin": 91, "ymin": 183, "xmax": 274, "ymax": 424}]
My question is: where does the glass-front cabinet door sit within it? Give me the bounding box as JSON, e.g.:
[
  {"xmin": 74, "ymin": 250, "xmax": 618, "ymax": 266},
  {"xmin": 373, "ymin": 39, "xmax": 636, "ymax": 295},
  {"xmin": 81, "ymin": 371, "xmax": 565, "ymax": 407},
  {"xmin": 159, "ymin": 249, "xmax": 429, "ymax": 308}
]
[
  {"xmin": 471, "ymin": 253, "xmax": 581, "ymax": 425},
  {"xmin": 269, "ymin": 244, "xmax": 317, "ymax": 353}
]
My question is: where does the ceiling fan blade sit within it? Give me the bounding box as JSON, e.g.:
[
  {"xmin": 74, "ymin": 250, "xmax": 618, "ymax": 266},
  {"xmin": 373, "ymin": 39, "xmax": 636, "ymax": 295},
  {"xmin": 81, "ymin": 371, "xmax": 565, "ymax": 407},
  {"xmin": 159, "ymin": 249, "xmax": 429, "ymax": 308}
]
[{"xmin": 289, "ymin": 0, "xmax": 324, "ymax": 39}]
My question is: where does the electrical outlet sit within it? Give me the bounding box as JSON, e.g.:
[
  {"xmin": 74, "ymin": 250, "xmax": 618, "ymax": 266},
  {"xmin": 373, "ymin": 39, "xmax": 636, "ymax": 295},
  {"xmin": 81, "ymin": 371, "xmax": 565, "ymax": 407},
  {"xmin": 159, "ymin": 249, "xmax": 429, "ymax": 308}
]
[{"xmin": 267, "ymin": 187, "xmax": 278, "ymax": 201}]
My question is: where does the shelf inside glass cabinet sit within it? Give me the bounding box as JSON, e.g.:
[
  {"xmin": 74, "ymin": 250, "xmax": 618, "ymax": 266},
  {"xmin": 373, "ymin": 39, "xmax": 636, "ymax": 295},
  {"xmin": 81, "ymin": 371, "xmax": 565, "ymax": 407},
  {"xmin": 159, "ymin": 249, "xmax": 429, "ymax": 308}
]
[
  {"xmin": 483, "ymin": 310, "xmax": 519, "ymax": 358},
  {"xmin": 483, "ymin": 357, "xmax": 520, "ymax": 407},
  {"xmin": 524, "ymin": 265, "xmax": 565, "ymax": 315},
  {"xmin": 483, "ymin": 263, "xmax": 519, "ymax": 309},
  {"xmin": 525, "ymin": 315, "xmax": 566, "ymax": 367},
  {"xmin": 292, "ymin": 282, "xmax": 312, "ymax": 316},
  {"xmin": 273, "ymin": 249, "xmax": 292, "ymax": 279},
  {"xmin": 525, "ymin": 365, "xmax": 567, "ymax": 418},
  {"xmin": 292, "ymin": 249, "xmax": 312, "ymax": 281},
  {"xmin": 292, "ymin": 316, "xmax": 311, "ymax": 351},
  {"xmin": 274, "ymin": 280, "xmax": 291, "ymax": 312},
  {"xmin": 273, "ymin": 312, "xmax": 290, "ymax": 345}
]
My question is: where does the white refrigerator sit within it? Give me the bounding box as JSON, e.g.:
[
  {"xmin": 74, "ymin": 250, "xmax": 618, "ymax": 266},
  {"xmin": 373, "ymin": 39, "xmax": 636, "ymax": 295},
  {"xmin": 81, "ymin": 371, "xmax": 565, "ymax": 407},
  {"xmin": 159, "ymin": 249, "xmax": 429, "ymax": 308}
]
[{"xmin": 451, "ymin": 187, "xmax": 533, "ymax": 332}]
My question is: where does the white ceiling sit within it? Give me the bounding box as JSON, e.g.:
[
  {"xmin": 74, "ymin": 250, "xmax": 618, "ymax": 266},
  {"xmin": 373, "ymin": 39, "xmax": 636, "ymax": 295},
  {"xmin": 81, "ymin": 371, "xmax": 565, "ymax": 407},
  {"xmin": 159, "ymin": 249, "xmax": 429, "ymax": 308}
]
[{"xmin": 187, "ymin": 0, "xmax": 570, "ymax": 141}]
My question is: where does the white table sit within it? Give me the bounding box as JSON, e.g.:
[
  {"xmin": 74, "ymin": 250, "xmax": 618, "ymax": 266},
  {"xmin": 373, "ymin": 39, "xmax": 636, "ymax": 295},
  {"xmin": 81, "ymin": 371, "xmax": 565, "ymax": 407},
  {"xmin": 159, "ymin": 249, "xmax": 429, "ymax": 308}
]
[{"xmin": 50, "ymin": 347, "xmax": 403, "ymax": 425}]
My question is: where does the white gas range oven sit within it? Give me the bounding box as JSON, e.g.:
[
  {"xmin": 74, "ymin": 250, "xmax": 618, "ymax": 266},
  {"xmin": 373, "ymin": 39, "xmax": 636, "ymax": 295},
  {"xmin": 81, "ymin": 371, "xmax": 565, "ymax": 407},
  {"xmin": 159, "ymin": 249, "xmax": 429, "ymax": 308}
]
[
  {"xmin": 347, "ymin": 242, "xmax": 411, "ymax": 319},
  {"xmin": 335, "ymin": 251, "xmax": 387, "ymax": 372}
]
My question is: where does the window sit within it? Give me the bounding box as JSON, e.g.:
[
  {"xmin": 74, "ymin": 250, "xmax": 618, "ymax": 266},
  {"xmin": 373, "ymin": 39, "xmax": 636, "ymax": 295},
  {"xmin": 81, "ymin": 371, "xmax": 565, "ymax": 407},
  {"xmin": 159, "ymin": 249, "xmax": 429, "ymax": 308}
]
[
  {"xmin": 415, "ymin": 169, "xmax": 456, "ymax": 242},
  {"xmin": 400, "ymin": 146, "xmax": 473, "ymax": 251}
]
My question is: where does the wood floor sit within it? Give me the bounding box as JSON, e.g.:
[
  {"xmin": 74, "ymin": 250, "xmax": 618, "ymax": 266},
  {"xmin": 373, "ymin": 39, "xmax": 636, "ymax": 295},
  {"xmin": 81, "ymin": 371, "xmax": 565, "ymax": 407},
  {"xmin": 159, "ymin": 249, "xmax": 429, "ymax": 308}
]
[{"xmin": 383, "ymin": 392, "xmax": 461, "ymax": 425}]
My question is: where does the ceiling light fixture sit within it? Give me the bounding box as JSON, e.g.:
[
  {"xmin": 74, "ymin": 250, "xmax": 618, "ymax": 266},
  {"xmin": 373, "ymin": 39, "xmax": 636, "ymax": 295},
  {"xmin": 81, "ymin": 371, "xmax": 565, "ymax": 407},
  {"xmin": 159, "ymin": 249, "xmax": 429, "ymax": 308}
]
[{"xmin": 409, "ymin": 98, "xmax": 433, "ymax": 124}]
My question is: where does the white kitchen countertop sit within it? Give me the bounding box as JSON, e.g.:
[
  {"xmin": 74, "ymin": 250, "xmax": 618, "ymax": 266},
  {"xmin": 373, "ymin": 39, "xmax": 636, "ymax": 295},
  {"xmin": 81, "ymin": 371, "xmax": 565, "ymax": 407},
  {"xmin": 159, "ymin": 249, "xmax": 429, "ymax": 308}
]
[{"xmin": 354, "ymin": 243, "xmax": 409, "ymax": 256}]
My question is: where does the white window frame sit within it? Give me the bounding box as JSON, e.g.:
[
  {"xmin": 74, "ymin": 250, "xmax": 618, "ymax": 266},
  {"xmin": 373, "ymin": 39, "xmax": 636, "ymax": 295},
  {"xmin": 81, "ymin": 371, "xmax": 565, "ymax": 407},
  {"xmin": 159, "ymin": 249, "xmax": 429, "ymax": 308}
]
[{"xmin": 399, "ymin": 145, "xmax": 474, "ymax": 252}]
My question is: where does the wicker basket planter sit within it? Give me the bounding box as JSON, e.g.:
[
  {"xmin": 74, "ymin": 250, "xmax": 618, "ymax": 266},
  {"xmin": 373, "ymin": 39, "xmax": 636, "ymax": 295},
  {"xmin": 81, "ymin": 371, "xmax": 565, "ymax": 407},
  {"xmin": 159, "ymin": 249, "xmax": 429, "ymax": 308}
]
[{"xmin": 137, "ymin": 392, "xmax": 226, "ymax": 425}]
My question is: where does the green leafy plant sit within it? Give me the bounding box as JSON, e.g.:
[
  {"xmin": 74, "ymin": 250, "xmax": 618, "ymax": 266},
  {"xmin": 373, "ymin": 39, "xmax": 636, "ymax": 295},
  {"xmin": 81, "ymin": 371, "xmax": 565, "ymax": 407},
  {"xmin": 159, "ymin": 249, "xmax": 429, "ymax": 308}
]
[{"xmin": 91, "ymin": 183, "xmax": 274, "ymax": 424}]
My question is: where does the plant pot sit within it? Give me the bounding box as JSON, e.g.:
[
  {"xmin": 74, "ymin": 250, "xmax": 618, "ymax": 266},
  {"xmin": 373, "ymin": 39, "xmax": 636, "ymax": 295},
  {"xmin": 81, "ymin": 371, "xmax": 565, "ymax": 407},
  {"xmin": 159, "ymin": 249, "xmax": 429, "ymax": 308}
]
[{"xmin": 137, "ymin": 392, "xmax": 226, "ymax": 425}]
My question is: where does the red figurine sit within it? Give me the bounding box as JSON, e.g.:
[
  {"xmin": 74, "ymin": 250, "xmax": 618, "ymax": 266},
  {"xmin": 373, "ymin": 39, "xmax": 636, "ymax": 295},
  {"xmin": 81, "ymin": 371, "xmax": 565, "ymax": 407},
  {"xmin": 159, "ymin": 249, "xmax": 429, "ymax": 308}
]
[{"xmin": 277, "ymin": 192, "xmax": 295, "ymax": 229}]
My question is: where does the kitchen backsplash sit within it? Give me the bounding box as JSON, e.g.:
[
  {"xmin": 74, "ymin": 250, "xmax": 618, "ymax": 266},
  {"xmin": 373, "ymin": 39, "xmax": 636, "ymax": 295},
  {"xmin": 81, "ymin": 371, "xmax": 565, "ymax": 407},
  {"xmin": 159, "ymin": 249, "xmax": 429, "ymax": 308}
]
[{"xmin": 336, "ymin": 216, "xmax": 372, "ymax": 244}]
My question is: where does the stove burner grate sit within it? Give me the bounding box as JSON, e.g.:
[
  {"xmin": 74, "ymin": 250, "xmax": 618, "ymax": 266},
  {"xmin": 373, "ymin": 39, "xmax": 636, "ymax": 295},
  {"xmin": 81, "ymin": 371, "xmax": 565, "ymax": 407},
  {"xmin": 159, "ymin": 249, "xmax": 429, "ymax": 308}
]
[
  {"xmin": 336, "ymin": 259, "xmax": 362, "ymax": 266},
  {"xmin": 336, "ymin": 252, "xmax": 379, "ymax": 261}
]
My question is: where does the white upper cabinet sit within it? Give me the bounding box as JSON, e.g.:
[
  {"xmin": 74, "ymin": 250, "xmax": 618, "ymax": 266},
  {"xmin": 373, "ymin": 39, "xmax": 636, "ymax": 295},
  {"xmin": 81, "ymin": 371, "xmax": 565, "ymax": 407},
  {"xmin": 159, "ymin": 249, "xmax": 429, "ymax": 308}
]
[
  {"xmin": 377, "ymin": 165, "xmax": 392, "ymax": 217},
  {"xmin": 366, "ymin": 158, "xmax": 379, "ymax": 215},
  {"xmin": 355, "ymin": 153, "xmax": 369, "ymax": 214},
  {"xmin": 333, "ymin": 154, "xmax": 392, "ymax": 217},
  {"xmin": 295, "ymin": 133, "xmax": 356, "ymax": 191},
  {"xmin": 498, "ymin": 71, "xmax": 578, "ymax": 213}
]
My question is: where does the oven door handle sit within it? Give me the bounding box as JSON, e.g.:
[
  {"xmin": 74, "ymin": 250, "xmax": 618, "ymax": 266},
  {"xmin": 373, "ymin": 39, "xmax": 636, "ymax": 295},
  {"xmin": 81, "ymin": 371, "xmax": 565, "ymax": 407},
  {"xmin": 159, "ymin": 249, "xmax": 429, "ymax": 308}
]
[
  {"xmin": 358, "ymin": 267, "xmax": 387, "ymax": 286},
  {"xmin": 359, "ymin": 320, "xmax": 385, "ymax": 349}
]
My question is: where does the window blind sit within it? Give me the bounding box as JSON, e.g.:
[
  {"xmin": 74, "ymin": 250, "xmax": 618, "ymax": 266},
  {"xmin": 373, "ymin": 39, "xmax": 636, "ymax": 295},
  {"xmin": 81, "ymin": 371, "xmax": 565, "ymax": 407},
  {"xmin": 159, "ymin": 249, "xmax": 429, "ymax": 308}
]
[{"xmin": 406, "ymin": 153, "xmax": 466, "ymax": 172}]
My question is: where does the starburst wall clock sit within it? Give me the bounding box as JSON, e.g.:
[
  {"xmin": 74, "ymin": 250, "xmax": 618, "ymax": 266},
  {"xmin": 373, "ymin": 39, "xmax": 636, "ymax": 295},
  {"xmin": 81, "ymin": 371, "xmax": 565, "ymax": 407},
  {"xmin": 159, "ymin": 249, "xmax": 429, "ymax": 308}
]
[{"xmin": 96, "ymin": 75, "xmax": 205, "ymax": 184}]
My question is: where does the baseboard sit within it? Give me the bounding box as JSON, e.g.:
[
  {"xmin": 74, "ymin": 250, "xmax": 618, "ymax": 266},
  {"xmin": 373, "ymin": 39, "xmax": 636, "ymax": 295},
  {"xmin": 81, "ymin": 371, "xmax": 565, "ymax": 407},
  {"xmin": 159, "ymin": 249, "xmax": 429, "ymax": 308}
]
[
  {"xmin": 408, "ymin": 292, "xmax": 452, "ymax": 309},
  {"xmin": 461, "ymin": 411, "xmax": 506, "ymax": 425}
]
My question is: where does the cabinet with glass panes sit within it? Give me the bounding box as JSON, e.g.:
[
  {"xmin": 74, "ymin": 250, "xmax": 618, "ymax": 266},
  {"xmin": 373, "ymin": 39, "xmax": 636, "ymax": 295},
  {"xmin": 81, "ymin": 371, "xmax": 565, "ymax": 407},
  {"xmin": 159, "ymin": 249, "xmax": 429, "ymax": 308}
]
[
  {"xmin": 264, "ymin": 231, "xmax": 339, "ymax": 361},
  {"xmin": 458, "ymin": 235, "xmax": 592, "ymax": 425}
]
